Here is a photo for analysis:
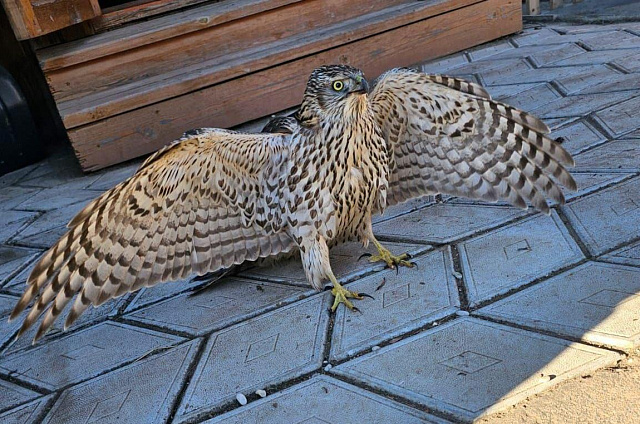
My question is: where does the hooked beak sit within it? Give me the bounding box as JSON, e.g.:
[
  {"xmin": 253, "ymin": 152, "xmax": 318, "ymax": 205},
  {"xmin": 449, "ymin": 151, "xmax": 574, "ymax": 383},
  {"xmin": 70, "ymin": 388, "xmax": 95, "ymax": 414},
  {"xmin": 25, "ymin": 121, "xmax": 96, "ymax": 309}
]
[{"xmin": 351, "ymin": 76, "xmax": 370, "ymax": 94}]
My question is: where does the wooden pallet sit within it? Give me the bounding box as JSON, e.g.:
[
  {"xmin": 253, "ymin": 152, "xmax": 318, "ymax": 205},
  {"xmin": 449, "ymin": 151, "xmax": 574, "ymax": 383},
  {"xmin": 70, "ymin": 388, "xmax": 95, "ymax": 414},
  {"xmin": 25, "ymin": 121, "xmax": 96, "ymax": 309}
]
[{"xmin": 34, "ymin": 0, "xmax": 522, "ymax": 171}]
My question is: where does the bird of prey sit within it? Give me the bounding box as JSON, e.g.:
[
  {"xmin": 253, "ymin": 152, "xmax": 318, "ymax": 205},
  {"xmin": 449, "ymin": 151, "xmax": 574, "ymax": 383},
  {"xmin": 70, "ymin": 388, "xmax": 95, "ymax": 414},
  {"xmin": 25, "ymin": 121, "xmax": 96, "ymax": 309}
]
[{"xmin": 8, "ymin": 65, "xmax": 576, "ymax": 343}]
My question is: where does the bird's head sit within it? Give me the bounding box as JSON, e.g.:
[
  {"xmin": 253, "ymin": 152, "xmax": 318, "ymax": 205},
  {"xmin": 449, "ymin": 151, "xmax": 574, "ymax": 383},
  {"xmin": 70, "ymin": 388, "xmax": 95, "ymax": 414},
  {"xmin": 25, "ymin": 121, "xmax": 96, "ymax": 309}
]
[{"xmin": 298, "ymin": 65, "xmax": 370, "ymax": 125}]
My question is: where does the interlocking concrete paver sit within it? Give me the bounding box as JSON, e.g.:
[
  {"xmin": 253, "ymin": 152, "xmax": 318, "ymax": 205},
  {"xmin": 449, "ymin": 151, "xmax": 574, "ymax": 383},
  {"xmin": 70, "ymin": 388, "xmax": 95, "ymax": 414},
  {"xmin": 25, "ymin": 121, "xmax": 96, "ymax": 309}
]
[
  {"xmin": 41, "ymin": 340, "xmax": 200, "ymax": 424},
  {"xmin": 240, "ymin": 241, "xmax": 431, "ymax": 286},
  {"xmin": 125, "ymin": 278, "xmax": 307, "ymax": 336},
  {"xmin": 563, "ymin": 176, "xmax": 640, "ymax": 255},
  {"xmin": 0, "ymin": 294, "xmax": 23, "ymax": 348},
  {"xmin": 0, "ymin": 186, "xmax": 40, "ymax": 211},
  {"xmin": 0, "ymin": 395, "xmax": 52, "ymax": 424},
  {"xmin": 549, "ymin": 120, "xmax": 607, "ymax": 154},
  {"xmin": 421, "ymin": 53, "xmax": 469, "ymax": 74},
  {"xmin": 175, "ymin": 296, "xmax": 329, "ymax": 421},
  {"xmin": 466, "ymin": 41, "xmax": 515, "ymax": 61},
  {"xmin": 573, "ymin": 73, "xmax": 640, "ymax": 95},
  {"xmin": 554, "ymin": 66, "xmax": 623, "ymax": 95},
  {"xmin": 86, "ymin": 163, "xmax": 139, "ymax": 191},
  {"xmin": 0, "ymin": 322, "xmax": 183, "ymax": 390},
  {"xmin": 458, "ymin": 212, "xmax": 583, "ymax": 306},
  {"xmin": 449, "ymin": 58, "xmax": 531, "ymax": 81},
  {"xmin": 202, "ymin": 375, "xmax": 448, "ymax": 424},
  {"xmin": 0, "ymin": 210, "xmax": 39, "ymax": 244},
  {"xmin": 581, "ymin": 31, "xmax": 640, "ymax": 51},
  {"xmin": 487, "ymin": 83, "xmax": 542, "ymax": 100},
  {"xmin": 332, "ymin": 317, "xmax": 620, "ymax": 423},
  {"xmin": 0, "ymin": 245, "xmax": 39, "ymax": 286},
  {"xmin": 372, "ymin": 195, "xmax": 435, "ymax": 224},
  {"xmin": 0, "ymin": 164, "xmax": 39, "ymax": 189},
  {"xmin": 530, "ymin": 90, "xmax": 636, "ymax": 119},
  {"xmin": 123, "ymin": 276, "xmax": 203, "ymax": 312},
  {"xmin": 545, "ymin": 48, "xmax": 639, "ymax": 67},
  {"xmin": 330, "ymin": 247, "xmax": 459, "ymax": 361},
  {"xmin": 478, "ymin": 262, "xmax": 640, "ymax": 350},
  {"xmin": 12, "ymin": 202, "xmax": 87, "ymax": 248},
  {"xmin": 498, "ymin": 83, "xmax": 561, "ymax": 111},
  {"xmin": 613, "ymin": 50, "xmax": 640, "ymax": 72},
  {"xmin": 594, "ymin": 95, "xmax": 640, "ymax": 137},
  {"xmin": 373, "ymin": 204, "xmax": 527, "ymax": 244},
  {"xmin": 601, "ymin": 240, "xmax": 640, "ymax": 267},
  {"xmin": 0, "ymin": 379, "xmax": 41, "ymax": 412},
  {"xmin": 574, "ymin": 139, "xmax": 640, "ymax": 172},
  {"xmin": 474, "ymin": 43, "xmax": 585, "ymax": 67},
  {"xmin": 13, "ymin": 186, "xmax": 99, "ymax": 212}
]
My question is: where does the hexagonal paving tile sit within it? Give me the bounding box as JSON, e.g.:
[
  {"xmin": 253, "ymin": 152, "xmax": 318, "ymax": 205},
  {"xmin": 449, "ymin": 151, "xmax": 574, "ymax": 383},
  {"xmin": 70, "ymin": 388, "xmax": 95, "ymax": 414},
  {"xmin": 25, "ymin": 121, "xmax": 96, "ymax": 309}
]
[
  {"xmin": 0, "ymin": 245, "xmax": 40, "ymax": 287},
  {"xmin": 41, "ymin": 340, "xmax": 200, "ymax": 424},
  {"xmin": 574, "ymin": 139, "xmax": 640, "ymax": 173},
  {"xmin": 458, "ymin": 211, "xmax": 583, "ymax": 306},
  {"xmin": 0, "ymin": 379, "xmax": 41, "ymax": 412},
  {"xmin": 498, "ymin": 84, "xmax": 561, "ymax": 112},
  {"xmin": 125, "ymin": 278, "xmax": 308, "ymax": 336},
  {"xmin": 478, "ymin": 262, "xmax": 640, "ymax": 350},
  {"xmin": 12, "ymin": 202, "xmax": 87, "ymax": 249},
  {"xmin": 332, "ymin": 318, "xmax": 620, "ymax": 422},
  {"xmin": 530, "ymin": 91, "xmax": 635, "ymax": 120},
  {"xmin": 240, "ymin": 241, "xmax": 431, "ymax": 287},
  {"xmin": 175, "ymin": 295, "xmax": 330, "ymax": 421},
  {"xmin": 0, "ymin": 322, "xmax": 184, "ymax": 390},
  {"xmin": 562, "ymin": 177, "xmax": 640, "ymax": 255},
  {"xmin": 0, "ymin": 294, "xmax": 23, "ymax": 349},
  {"xmin": 372, "ymin": 204, "xmax": 527, "ymax": 244},
  {"xmin": 0, "ymin": 186, "xmax": 40, "ymax": 211},
  {"xmin": 201, "ymin": 375, "xmax": 447, "ymax": 424},
  {"xmin": 330, "ymin": 247, "xmax": 459, "ymax": 360},
  {"xmin": 600, "ymin": 240, "xmax": 640, "ymax": 267},
  {"xmin": 372, "ymin": 195, "xmax": 436, "ymax": 224},
  {"xmin": 124, "ymin": 276, "xmax": 211, "ymax": 313},
  {"xmin": 0, "ymin": 395, "xmax": 52, "ymax": 424}
]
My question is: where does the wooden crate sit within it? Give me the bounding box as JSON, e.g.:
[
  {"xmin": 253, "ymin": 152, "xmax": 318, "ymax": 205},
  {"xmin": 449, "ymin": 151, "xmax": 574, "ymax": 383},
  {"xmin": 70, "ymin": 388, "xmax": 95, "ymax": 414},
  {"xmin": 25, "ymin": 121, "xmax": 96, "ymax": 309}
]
[{"xmin": 4, "ymin": 0, "xmax": 522, "ymax": 171}]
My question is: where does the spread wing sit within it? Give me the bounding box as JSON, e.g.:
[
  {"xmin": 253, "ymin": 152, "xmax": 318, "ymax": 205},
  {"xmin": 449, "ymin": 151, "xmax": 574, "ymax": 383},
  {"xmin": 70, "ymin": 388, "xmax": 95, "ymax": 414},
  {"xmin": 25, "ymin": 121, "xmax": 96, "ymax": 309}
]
[
  {"xmin": 369, "ymin": 68, "xmax": 575, "ymax": 212},
  {"xmin": 10, "ymin": 128, "xmax": 295, "ymax": 342}
]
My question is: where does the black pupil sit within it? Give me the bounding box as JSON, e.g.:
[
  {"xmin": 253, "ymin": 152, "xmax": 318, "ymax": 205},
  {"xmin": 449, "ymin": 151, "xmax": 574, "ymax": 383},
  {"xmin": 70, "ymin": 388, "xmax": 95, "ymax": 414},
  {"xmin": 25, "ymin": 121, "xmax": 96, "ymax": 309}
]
[{"xmin": 334, "ymin": 82, "xmax": 343, "ymax": 90}]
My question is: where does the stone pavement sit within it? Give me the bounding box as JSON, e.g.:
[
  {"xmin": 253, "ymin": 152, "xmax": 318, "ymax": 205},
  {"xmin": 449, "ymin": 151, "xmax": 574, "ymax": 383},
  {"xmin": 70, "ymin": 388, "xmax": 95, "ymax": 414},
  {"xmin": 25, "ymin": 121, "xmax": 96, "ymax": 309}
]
[{"xmin": 1, "ymin": 21, "xmax": 639, "ymax": 424}]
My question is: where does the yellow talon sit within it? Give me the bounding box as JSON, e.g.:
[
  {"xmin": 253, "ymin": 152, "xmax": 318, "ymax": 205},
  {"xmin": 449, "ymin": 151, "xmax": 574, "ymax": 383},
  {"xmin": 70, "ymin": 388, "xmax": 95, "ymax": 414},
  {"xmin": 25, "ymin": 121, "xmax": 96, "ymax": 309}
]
[
  {"xmin": 330, "ymin": 281, "xmax": 364, "ymax": 312},
  {"xmin": 369, "ymin": 240, "xmax": 416, "ymax": 269}
]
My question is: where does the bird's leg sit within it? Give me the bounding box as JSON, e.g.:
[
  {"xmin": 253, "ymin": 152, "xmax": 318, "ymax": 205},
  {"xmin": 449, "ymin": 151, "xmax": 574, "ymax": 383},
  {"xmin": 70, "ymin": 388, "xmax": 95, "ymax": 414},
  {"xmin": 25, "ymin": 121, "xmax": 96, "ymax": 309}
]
[
  {"xmin": 367, "ymin": 237, "xmax": 416, "ymax": 269},
  {"xmin": 328, "ymin": 272, "xmax": 365, "ymax": 312}
]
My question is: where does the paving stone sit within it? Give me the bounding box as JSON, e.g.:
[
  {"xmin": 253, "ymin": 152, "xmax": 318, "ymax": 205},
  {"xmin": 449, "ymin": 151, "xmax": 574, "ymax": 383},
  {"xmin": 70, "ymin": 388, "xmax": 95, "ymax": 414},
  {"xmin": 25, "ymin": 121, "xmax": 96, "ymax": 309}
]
[
  {"xmin": 594, "ymin": 95, "xmax": 640, "ymax": 137},
  {"xmin": 549, "ymin": 120, "xmax": 607, "ymax": 155},
  {"xmin": 0, "ymin": 379, "xmax": 41, "ymax": 412},
  {"xmin": 2, "ymin": 255, "xmax": 44, "ymax": 294},
  {"xmin": 474, "ymin": 43, "xmax": 585, "ymax": 67},
  {"xmin": 562, "ymin": 176, "xmax": 640, "ymax": 255},
  {"xmin": 448, "ymin": 58, "xmax": 530, "ymax": 80},
  {"xmin": 0, "ymin": 164, "xmax": 40, "ymax": 189},
  {"xmin": 0, "ymin": 395, "xmax": 52, "ymax": 424},
  {"xmin": 581, "ymin": 31, "xmax": 640, "ymax": 50},
  {"xmin": 487, "ymin": 83, "xmax": 542, "ymax": 100},
  {"xmin": 0, "ymin": 245, "xmax": 40, "ymax": 286},
  {"xmin": 574, "ymin": 139, "xmax": 640, "ymax": 173},
  {"xmin": 330, "ymin": 247, "xmax": 459, "ymax": 360},
  {"xmin": 550, "ymin": 24, "xmax": 626, "ymax": 35},
  {"xmin": 175, "ymin": 296, "xmax": 329, "ymax": 420},
  {"xmin": 372, "ymin": 204, "xmax": 527, "ymax": 244},
  {"xmin": 572, "ymin": 73, "xmax": 640, "ymax": 95},
  {"xmin": 547, "ymin": 48, "xmax": 638, "ymax": 67},
  {"xmin": 530, "ymin": 91, "xmax": 635, "ymax": 119},
  {"xmin": 0, "ymin": 294, "xmax": 22, "ymax": 349},
  {"xmin": 125, "ymin": 278, "xmax": 307, "ymax": 336},
  {"xmin": 201, "ymin": 375, "xmax": 446, "ymax": 424},
  {"xmin": 240, "ymin": 241, "xmax": 430, "ymax": 286},
  {"xmin": 477, "ymin": 60, "xmax": 535, "ymax": 86},
  {"xmin": 0, "ymin": 186, "xmax": 41, "ymax": 211},
  {"xmin": 482, "ymin": 64, "xmax": 609, "ymax": 87},
  {"xmin": 478, "ymin": 262, "xmax": 640, "ymax": 350},
  {"xmin": 123, "ymin": 276, "xmax": 203, "ymax": 313},
  {"xmin": 420, "ymin": 52, "xmax": 469, "ymax": 74},
  {"xmin": 332, "ymin": 317, "xmax": 620, "ymax": 422},
  {"xmin": 372, "ymin": 195, "xmax": 436, "ymax": 224},
  {"xmin": 554, "ymin": 66, "xmax": 623, "ymax": 95},
  {"xmin": 13, "ymin": 186, "xmax": 99, "ymax": 211},
  {"xmin": 12, "ymin": 202, "xmax": 87, "ymax": 248},
  {"xmin": 87, "ymin": 162, "xmax": 140, "ymax": 191},
  {"xmin": 512, "ymin": 27, "xmax": 574, "ymax": 46},
  {"xmin": 41, "ymin": 340, "xmax": 200, "ymax": 424},
  {"xmin": 466, "ymin": 40, "xmax": 515, "ymax": 61},
  {"xmin": 0, "ymin": 210, "xmax": 38, "ymax": 244},
  {"xmin": 497, "ymin": 83, "xmax": 561, "ymax": 111},
  {"xmin": 458, "ymin": 212, "xmax": 583, "ymax": 306},
  {"xmin": 0, "ymin": 322, "xmax": 183, "ymax": 390},
  {"xmin": 601, "ymin": 240, "xmax": 640, "ymax": 267},
  {"xmin": 613, "ymin": 50, "xmax": 640, "ymax": 72},
  {"xmin": 3, "ymin": 293, "xmax": 130, "ymax": 355}
]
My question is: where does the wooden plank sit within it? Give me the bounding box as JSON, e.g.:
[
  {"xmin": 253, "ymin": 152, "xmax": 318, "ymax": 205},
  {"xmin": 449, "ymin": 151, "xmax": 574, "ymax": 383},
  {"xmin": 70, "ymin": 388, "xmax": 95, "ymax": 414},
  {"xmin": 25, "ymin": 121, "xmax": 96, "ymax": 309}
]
[
  {"xmin": 37, "ymin": 0, "xmax": 304, "ymax": 71},
  {"xmin": 0, "ymin": 0, "xmax": 101, "ymax": 40},
  {"xmin": 525, "ymin": 0, "xmax": 540, "ymax": 15},
  {"xmin": 45, "ymin": 0, "xmax": 411, "ymax": 105},
  {"xmin": 53, "ymin": 0, "xmax": 482, "ymax": 129},
  {"xmin": 68, "ymin": 0, "xmax": 521, "ymax": 171}
]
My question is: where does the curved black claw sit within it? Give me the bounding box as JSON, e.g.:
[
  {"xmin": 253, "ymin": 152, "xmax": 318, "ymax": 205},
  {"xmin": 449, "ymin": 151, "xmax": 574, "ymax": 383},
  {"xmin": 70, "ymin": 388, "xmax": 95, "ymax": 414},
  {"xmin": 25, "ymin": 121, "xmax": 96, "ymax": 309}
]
[
  {"xmin": 410, "ymin": 261, "xmax": 418, "ymax": 269},
  {"xmin": 358, "ymin": 292, "xmax": 375, "ymax": 300},
  {"xmin": 358, "ymin": 253, "xmax": 373, "ymax": 262}
]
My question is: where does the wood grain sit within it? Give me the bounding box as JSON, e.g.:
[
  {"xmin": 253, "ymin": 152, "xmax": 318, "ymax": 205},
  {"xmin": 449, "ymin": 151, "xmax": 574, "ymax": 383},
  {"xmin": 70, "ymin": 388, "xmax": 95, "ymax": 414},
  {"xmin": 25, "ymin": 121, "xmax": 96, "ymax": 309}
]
[{"xmin": 68, "ymin": 0, "xmax": 521, "ymax": 171}]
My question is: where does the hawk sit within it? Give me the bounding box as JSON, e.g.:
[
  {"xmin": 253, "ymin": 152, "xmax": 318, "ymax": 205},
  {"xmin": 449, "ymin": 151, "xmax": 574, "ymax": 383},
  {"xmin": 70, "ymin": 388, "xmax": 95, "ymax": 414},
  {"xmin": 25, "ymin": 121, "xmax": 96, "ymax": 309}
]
[{"xmin": 9, "ymin": 65, "xmax": 576, "ymax": 343}]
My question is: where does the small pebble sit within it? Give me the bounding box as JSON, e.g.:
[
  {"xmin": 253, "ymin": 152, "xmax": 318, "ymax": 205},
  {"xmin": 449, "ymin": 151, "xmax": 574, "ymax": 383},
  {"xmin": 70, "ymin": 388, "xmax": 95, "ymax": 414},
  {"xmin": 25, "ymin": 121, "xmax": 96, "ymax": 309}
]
[
  {"xmin": 324, "ymin": 364, "xmax": 333, "ymax": 372},
  {"xmin": 255, "ymin": 389, "xmax": 267, "ymax": 398},
  {"xmin": 452, "ymin": 271, "xmax": 463, "ymax": 279},
  {"xmin": 456, "ymin": 310, "xmax": 470, "ymax": 317},
  {"xmin": 432, "ymin": 321, "xmax": 439, "ymax": 326},
  {"xmin": 236, "ymin": 393, "xmax": 247, "ymax": 406},
  {"xmin": 371, "ymin": 345, "xmax": 381, "ymax": 351}
]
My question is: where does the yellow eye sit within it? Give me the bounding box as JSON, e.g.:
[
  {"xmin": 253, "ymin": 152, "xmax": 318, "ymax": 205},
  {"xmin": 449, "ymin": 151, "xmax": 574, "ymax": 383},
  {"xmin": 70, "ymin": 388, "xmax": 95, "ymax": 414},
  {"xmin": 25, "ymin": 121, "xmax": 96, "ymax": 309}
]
[{"xmin": 332, "ymin": 80, "xmax": 344, "ymax": 91}]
